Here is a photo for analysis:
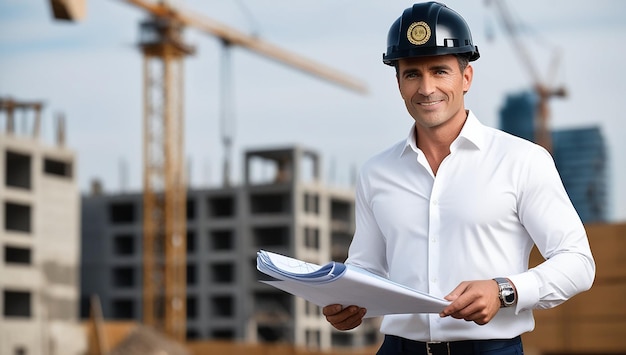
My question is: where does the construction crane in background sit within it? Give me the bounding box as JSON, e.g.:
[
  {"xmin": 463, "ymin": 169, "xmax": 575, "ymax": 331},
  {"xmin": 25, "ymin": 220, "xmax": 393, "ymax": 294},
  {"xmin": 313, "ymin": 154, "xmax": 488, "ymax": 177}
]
[
  {"xmin": 485, "ymin": 0, "xmax": 567, "ymax": 153},
  {"xmin": 49, "ymin": 0, "xmax": 367, "ymax": 342}
]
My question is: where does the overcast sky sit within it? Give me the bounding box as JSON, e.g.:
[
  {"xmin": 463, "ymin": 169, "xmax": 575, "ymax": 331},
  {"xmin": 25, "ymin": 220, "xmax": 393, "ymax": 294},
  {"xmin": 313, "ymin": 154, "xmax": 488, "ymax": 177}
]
[{"xmin": 1, "ymin": 0, "xmax": 625, "ymax": 221}]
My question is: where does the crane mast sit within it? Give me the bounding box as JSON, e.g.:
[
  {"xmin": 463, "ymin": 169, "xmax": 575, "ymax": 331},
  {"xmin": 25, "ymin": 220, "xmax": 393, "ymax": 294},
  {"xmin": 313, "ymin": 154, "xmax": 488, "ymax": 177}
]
[
  {"xmin": 139, "ymin": 16, "xmax": 194, "ymax": 341},
  {"xmin": 486, "ymin": 0, "xmax": 566, "ymax": 152}
]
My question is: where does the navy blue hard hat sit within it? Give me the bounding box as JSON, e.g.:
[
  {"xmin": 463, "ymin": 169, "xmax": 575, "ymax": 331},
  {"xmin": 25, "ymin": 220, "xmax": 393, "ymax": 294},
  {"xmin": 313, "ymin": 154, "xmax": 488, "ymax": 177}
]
[{"xmin": 383, "ymin": 2, "xmax": 480, "ymax": 66}]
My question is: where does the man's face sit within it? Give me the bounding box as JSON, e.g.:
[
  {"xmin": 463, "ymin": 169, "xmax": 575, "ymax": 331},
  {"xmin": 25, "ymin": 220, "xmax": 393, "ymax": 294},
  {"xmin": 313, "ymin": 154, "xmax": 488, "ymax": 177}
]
[{"xmin": 396, "ymin": 55, "xmax": 473, "ymax": 130}]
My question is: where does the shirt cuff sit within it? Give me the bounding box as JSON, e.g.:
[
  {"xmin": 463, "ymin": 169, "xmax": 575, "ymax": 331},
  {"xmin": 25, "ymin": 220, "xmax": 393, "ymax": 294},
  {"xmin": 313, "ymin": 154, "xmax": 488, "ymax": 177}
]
[{"xmin": 508, "ymin": 271, "xmax": 540, "ymax": 313}]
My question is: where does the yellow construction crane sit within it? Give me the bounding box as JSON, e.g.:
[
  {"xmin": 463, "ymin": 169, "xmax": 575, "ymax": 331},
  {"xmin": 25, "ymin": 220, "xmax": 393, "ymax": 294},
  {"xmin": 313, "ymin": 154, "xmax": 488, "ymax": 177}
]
[
  {"xmin": 49, "ymin": 0, "xmax": 367, "ymax": 342},
  {"xmin": 486, "ymin": 0, "xmax": 566, "ymax": 153}
]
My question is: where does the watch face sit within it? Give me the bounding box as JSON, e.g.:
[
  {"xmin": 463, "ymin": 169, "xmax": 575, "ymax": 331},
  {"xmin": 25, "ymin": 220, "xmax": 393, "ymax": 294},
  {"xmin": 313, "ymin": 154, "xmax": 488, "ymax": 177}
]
[
  {"xmin": 503, "ymin": 289, "xmax": 515, "ymax": 304},
  {"xmin": 504, "ymin": 291, "xmax": 515, "ymax": 304}
]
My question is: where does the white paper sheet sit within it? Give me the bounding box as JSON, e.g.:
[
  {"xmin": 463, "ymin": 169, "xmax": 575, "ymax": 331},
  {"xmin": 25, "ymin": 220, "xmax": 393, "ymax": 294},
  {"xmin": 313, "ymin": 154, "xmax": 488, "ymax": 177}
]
[{"xmin": 257, "ymin": 250, "xmax": 450, "ymax": 318}]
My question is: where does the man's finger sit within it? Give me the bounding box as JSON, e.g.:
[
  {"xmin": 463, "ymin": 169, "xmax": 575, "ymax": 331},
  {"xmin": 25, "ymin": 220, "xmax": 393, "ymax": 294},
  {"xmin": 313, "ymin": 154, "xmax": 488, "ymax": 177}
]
[
  {"xmin": 322, "ymin": 304, "xmax": 343, "ymax": 316},
  {"xmin": 332, "ymin": 308, "xmax": 367, "ymax": 330}
]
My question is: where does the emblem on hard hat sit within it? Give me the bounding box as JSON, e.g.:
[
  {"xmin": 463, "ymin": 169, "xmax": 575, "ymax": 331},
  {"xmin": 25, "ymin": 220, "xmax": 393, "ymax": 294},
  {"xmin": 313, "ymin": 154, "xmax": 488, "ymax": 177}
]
[{"xmin": 407, "ymin": 21, "xmax": 431, "ymax": 45}]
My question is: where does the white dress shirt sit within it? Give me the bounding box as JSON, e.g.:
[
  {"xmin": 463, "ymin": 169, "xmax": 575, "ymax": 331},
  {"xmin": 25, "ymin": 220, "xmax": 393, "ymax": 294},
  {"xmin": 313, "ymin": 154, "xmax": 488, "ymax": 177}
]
[{"xmin": 345, "ymin": 111, "xmax": 595, "ymax": 341}]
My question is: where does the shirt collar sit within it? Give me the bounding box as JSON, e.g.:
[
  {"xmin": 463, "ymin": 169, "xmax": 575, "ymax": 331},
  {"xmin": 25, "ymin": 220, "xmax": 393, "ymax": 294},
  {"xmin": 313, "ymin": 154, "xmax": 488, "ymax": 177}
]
[
  {"xmin": 454, "ymin": 110, "xmax": 485, "ymax": 151},
  {"xmin": 400, "ymin": 110, "xmax": 485, "ymax": 157}
]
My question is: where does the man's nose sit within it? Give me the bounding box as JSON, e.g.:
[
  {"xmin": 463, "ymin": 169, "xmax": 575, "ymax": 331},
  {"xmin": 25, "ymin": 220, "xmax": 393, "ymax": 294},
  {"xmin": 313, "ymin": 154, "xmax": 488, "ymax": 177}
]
[{"xmin": 417, "ymin": 76, "xmax": 436, "ymax": 96}]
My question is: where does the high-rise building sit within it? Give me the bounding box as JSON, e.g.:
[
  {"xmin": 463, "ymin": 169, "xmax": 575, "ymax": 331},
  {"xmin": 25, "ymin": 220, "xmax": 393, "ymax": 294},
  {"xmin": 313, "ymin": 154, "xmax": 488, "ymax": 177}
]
[
  {"xmin": 499, "ymin": 90, "xmax": 537, "ymax": 143},
  {"xmin": 0, "ymin": 98, "xmax": 85, "ymax": 355},
  {"xmin": 80, "ymin": 146, "xmax": 381, "ymax": 350},
  {"xmin": 498, "ymin": 90, "xmax": 608, "ymax": 223},
  {"xmin": 552, "ymin": 127, "xmax": 608, "ymax": 223}
]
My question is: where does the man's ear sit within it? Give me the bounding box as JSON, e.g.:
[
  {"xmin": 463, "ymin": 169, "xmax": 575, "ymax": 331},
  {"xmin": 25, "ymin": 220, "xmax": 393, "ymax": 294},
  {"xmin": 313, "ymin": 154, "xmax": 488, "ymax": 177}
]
[{"xmin": 463, "ymin": 64, "xmax": 474, "ymax": 94}]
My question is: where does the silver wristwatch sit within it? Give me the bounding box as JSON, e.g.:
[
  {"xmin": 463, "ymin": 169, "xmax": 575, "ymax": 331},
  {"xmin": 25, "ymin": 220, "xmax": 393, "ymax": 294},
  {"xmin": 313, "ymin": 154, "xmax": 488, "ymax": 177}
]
[{"xmin": 493, "ymin": 277, "xmax": 516, "ymax": 308}]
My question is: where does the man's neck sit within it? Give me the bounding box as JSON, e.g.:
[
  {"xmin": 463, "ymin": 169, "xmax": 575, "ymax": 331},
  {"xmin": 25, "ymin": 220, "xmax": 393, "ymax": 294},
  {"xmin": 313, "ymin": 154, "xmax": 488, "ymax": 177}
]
[{"xmin": 416, "ymin": 110, "xmax": 468, "ymax": 175}]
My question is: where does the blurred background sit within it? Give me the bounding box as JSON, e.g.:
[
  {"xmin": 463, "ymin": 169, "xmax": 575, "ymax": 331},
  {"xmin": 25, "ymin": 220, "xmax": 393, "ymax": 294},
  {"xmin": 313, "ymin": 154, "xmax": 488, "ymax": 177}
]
[{"xmin": 1, "ymin": 1, "xmax": 625, "ymax": 354}]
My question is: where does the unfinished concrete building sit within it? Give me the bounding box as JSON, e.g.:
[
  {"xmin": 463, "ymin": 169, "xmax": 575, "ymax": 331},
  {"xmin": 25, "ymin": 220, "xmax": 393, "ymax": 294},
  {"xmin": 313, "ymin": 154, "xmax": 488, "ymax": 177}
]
[
  {"xmin": 0, "ymin": 98, "xmax": 84, "ymax": 355},
  {"xmin": 80, "ymin": 146, "xmax": 381, "ymax": 350}
]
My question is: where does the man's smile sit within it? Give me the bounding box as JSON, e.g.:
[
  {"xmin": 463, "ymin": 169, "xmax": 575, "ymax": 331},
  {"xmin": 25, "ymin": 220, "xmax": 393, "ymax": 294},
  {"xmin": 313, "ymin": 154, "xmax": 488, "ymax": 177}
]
[{"xmin": 419, "ymin": 100, "xmax": 443, "ymax": 106}]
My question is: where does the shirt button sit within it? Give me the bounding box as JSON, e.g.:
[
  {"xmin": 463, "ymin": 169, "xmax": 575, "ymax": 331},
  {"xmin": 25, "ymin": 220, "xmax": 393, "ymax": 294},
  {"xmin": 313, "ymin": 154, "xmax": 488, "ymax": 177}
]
[
  {"xmin": 432, "ymin": 199, "xmax": 438, "ymax": 205},
  {"xmin": 431, "ymin": 278, "xmax": 438, "ymax": 283}
]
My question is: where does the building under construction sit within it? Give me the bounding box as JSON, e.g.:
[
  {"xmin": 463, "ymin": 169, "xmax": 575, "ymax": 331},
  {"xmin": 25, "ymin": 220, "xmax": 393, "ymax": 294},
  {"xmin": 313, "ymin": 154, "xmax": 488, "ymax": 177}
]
[
  {"xmin": 80, "ymin": 145, "xmax": 381, "ymax": 351},
  {"xmin": 0, "ymin": 98, "xmax": 85, "ymax": 354}
]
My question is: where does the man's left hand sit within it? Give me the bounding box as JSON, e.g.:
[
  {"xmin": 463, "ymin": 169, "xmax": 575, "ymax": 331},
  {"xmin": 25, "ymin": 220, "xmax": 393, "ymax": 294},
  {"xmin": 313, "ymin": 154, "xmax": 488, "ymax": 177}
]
[{"xmin": 439, "ymin": 280, "xmax": 501, "ymax": 325}]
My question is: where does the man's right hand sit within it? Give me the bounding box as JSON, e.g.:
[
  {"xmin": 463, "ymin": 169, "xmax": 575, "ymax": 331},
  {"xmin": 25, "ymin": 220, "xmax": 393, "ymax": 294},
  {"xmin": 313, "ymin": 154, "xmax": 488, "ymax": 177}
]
[{"xmin": 322, "ymin": 304, "xmax": 367, "ymax": 331}]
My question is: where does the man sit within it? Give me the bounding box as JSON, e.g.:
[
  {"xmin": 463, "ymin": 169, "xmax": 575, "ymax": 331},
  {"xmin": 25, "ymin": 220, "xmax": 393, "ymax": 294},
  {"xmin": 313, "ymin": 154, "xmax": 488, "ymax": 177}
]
[{"xmin": 322, "ymin": 2, "xmax": 595, "ymax": 354}]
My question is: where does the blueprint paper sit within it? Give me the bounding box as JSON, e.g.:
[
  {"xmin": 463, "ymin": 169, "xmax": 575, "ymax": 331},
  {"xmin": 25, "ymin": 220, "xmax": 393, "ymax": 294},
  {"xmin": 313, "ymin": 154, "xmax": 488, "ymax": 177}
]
[{"xmin": 256, "ymin": 250, "xmax": 449, "ymax": 318}]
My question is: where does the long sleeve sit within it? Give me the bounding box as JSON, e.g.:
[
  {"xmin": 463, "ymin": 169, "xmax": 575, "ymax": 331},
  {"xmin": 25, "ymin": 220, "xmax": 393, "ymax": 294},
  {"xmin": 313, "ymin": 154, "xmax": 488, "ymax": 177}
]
[
  {"xmin": 510, "ymin": 146, "xmax": 596, "ymax": 312},
  {"xmin": 345, "ymin": 165, "xmax": 388, "ymax": 278}
]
